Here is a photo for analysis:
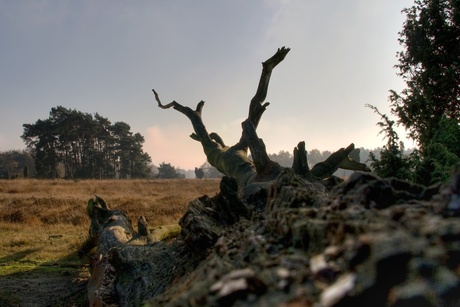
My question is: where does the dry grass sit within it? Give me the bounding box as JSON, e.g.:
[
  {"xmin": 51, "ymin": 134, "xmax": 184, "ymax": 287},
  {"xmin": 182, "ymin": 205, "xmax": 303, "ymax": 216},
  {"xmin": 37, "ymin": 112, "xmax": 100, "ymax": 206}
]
[{"xmin": 0, "ymin": 178, "xmax": 220, "ymax": 266}]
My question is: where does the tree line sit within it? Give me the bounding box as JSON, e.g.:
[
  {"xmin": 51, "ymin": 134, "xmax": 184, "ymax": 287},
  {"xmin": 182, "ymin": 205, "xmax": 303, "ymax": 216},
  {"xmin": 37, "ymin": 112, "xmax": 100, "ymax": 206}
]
[
  {"xmin": 0, "ymin": 103, "xmax": 394, "ymax": 181},
  {"xmin": 20, "ymin": 106, "xmax": 152, "ymax": 179},
  {"xmin": 0, "ymin": 145, "xmax": 386, "ymax": 180},
  {"xmin": 7, "ymin": 103, "xmax": 381, "ymax": 180}
]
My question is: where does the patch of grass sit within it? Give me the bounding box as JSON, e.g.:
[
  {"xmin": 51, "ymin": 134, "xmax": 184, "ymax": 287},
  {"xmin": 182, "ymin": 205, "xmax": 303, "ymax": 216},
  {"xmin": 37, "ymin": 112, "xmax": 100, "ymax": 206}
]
[
  {"xmin": 0, "ymin": 178, "xmax": 220, "ymax": 271},
  {"xmin": 0, "ymin": 260, "xmax": 40, "ymax": 275}
]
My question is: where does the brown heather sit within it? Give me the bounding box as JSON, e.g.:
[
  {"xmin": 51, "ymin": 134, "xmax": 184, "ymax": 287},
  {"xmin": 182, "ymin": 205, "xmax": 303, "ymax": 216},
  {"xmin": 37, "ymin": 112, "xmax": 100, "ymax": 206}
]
[{"xmin": 0, "ymin": 178, "xmax": 220, "ymax": 264}]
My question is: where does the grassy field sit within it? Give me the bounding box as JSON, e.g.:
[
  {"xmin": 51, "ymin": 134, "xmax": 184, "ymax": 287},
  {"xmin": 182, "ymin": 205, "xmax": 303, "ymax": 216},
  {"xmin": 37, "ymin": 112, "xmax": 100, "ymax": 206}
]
[{"xmin": 0, "ymin": 178, "xmax": 220, "ymax": 306}]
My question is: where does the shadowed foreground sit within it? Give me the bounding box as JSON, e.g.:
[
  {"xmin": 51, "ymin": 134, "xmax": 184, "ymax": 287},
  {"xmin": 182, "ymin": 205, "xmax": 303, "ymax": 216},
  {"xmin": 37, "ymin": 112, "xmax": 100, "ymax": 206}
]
[{"xmin": 84, "ymin": 169, "xmax": 460, "ymax": 306}]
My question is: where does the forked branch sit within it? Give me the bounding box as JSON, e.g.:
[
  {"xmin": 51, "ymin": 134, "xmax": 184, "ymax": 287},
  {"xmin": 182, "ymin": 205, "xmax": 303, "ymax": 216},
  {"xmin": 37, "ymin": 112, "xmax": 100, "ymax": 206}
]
[
  {"xmin": 152, "ymin": 89, "xmax": 213, "ymax": 145},
  {"xmin": 153, "ymin": 89, "xmax": 256, "ymax": 189}
]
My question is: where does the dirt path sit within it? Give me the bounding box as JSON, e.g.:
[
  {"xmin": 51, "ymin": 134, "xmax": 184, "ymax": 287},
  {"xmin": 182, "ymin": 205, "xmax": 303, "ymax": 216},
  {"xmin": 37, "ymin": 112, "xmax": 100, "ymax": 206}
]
[{"xmin": 0, "ymin": 265, "xmax": 89, "ymax": 307}]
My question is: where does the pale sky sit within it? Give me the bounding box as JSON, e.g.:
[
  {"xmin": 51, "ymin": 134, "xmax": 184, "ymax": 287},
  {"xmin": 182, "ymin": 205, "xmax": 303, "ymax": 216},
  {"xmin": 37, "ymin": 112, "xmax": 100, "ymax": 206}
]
[{"xmin": 0, "ymin": 0, "xmax": 415, "ymax": 169}]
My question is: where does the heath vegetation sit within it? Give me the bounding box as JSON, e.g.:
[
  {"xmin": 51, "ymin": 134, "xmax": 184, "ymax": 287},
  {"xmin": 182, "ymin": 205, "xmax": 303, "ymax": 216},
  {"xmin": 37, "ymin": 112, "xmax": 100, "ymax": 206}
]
[{"xmin": 0, "ymin": 178, "xmax": 220, "ymax": 306}]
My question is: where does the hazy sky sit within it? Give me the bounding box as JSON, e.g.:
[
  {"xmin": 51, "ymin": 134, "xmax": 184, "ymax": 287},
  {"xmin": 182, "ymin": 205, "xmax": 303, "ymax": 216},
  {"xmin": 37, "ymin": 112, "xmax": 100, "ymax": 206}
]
[{"xmin": 1, "ymin": 0, "xmax": 415, "ymax": 169}]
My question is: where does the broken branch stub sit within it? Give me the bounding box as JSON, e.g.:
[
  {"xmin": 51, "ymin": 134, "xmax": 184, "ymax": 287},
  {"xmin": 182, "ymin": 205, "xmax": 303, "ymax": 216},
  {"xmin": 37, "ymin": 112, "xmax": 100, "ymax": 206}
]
[{"xmin": 292, "ymin": 141, "xmax": 312, "ymax": 178}]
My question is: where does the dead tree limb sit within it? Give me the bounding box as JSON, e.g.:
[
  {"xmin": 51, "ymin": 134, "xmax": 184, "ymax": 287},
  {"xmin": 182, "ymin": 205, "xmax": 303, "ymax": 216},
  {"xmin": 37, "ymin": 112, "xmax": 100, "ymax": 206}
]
[
  {"xmin": 79, "ymin": 196, "xmax": 182, "ymax": 306},
  {"xmin": 311, "ymin": 143, "xmax": 370, "ymax": 178},
  {"xmin": 152, "ymin": 48, "xmax": 290, "ymax": 190},
  {"xmin": 235, "ymin": 46, "xmax": 291, "ymax": 150},
  {"xmin": 153, "ymin": 47, "xmax": 370, "ymax": 192},
  {"xmin": 153, "ymin": 90, "xmax": 256, "ymax": 188}
]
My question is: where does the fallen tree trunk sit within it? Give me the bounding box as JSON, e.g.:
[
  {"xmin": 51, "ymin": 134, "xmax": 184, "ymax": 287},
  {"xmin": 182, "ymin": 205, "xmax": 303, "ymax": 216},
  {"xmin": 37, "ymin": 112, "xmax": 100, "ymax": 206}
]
[
  {"xmin": 79, "ymin": 196, "xmax": 182, "ymax": 306},
  {"xmin": 80, "ymin": 48, "xmax": 460, "ymax": 306}
]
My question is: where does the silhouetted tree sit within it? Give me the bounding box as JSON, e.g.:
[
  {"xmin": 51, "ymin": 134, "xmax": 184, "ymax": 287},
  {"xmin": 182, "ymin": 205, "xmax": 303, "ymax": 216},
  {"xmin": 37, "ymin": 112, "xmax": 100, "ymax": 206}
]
[
  {"xmin": 195, "ymin": 167, "xmax": 204, "ymax": 179},
  {"xmin": 389, "ymin": 0, "xmax": 460, "ymax": 183},
  {"xmin": 156, "ymin": 162, "xmax": 184, "ymax": 179},
  {"xmin": 22, "ymin": 106, "xmax": 151, "ymax": 179},
  {"xmin": 367, "ymin": 105, "xmax": 414, "ymax": 181}
]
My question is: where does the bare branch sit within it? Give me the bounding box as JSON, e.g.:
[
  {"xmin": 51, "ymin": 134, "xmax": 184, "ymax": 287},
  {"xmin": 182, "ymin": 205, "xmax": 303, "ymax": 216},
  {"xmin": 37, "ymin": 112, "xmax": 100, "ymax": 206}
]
[
  {"xmin": 249, "ymin": 46, "xmax": 291, "ymax": 127},
  {"xmin": 235, "ymin": 47, "xmax": 291, "ymax": 150},
  {"xmin": 153, "ymin": 89, "xmax": 177, "ymax": 110}
]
